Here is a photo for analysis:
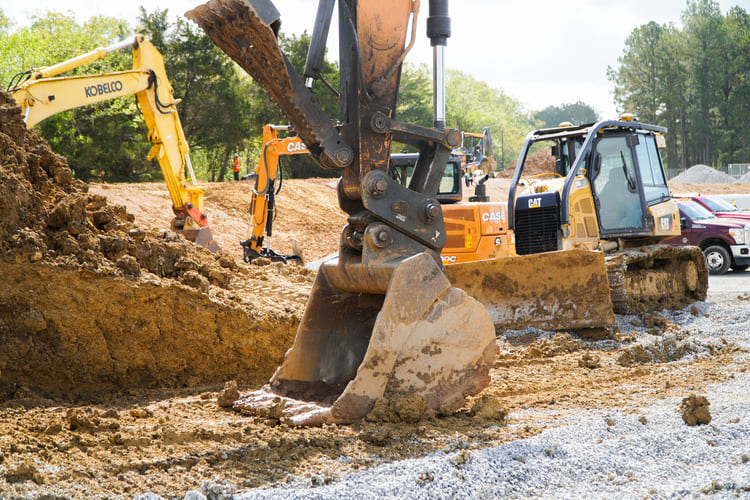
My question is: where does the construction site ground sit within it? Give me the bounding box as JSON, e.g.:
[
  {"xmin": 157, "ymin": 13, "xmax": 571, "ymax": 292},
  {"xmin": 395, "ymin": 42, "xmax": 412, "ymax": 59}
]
[{"xmin": 1, "ymin": 92, "xmax": 749, "ymax": 497}]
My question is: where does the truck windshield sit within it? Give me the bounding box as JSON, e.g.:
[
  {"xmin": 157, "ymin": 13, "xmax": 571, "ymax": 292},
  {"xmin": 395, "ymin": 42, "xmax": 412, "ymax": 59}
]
[
  {"xmin": 700, "ymin": 196, "xmax": 738, "ymax": 213},
  {"xmin": 678, "ymin": 200, "xmax": 715, "ymax": 221}
]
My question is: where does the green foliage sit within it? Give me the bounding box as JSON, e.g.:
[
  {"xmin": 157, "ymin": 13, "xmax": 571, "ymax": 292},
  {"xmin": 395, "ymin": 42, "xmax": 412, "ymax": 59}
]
[
  {"xmin": 535, "ymin": 102, "xmax": 600, "ymax": 128},
  {"xmin": 137, "ymin": 9, "xmax": 254, "ymax": 182},
  {"xmin": 0, "ymin": 9, "xmax": 11, "ymax": 34},
  {"xmin": 1, "ymin": 13, "xmax": 130, "ymax": 89},
  {"xmin": 445, "ymin": 69, "xmax": 538, "ymax": 171},
  {"xmin": 609, "ymin": 1, "xmax": 750, "ymax": 169},
  {"xmin": 2, "ymin": 7, "xmax": 543, "ymax": 183},
  {"xmin": 274, "ymin": 32, "xmax": 340, "ymax": 179},
  {"xmin": 1, "ymin": 12, "xmax": 138, "ymax": 181},
  {"xmin": 397, "ymin": 63, "xmax": 433, "ymax": 127}
]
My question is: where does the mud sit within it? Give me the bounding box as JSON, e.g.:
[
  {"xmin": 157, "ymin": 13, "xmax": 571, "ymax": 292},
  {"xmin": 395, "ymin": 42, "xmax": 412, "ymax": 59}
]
[{"xmin": 616, "ymin": 332, "xmax": 731, "ymax": 366}]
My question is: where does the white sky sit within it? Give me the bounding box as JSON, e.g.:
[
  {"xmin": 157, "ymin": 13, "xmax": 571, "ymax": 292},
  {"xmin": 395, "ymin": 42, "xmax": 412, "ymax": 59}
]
[{"xmin": 3, "ymin": 0, "xmax": 748, "ymax": 118}]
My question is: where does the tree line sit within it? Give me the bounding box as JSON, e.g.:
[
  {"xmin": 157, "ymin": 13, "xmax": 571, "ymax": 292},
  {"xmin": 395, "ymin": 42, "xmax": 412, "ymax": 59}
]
[
  {"xmin": 0, "ymin": 7, "xmax": 551, "ymax": 183},
  {"xmin": 609, "ymin": 0, "xmax": 750, "ymax": 170}
]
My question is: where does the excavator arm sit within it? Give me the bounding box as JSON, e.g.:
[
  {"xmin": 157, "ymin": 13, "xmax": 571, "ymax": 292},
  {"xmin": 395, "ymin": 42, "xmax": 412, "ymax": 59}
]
[
  {"xmin": 188, "ymin": 0, "xmax": 496, "ymax": 426},
  {"xmin": 9, "ymin": 35, "xmax": 219, "ymax": 252}
]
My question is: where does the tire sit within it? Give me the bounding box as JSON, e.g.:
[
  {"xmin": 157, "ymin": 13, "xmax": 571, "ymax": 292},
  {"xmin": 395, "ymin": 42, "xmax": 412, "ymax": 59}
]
[
  {"xmin": 732, "ymin": 264, "xmax": 749, "ymax": 272},
  {"xmin": 703, "ymin": 245, "xmax": 731, "ymax": 275}
]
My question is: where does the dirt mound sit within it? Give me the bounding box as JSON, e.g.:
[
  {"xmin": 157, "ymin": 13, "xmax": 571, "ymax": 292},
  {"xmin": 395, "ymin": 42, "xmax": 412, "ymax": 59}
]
[
  {"xmin": 670, "ymin": 164, "xmax": 736, "ymax": 184},
  {"xmin": 0, "ymin": 90, "xmax": 311, "ymax": 400},
  {"xmin": 496, "ymin": 149, "xmax": 555, "ymax": 178}
]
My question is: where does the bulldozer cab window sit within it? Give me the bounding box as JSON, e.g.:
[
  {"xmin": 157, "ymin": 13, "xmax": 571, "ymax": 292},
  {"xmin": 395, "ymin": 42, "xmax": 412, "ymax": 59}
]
[
  {"xmin": 591, "ymin": 136, "xmax": 645, "ymax": 232},
  {"xmin": 634, "ymin": 133, "xmax": 669, "ymax": 205},
  {"xmin": 553, "ymin": 138, "xmax": 583, "ymax": 176}
]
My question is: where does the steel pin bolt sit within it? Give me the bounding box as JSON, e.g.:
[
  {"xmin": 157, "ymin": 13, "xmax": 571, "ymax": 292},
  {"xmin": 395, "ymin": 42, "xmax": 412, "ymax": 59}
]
[{"xmin": 424, "ymin": 201, "xmax": 440, "ymax": 222}]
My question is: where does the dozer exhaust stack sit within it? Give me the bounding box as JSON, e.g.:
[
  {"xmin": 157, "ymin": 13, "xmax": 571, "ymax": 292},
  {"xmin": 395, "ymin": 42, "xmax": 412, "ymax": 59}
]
[{"xmin": 188, "ymin": 0, "xmax": 497, "ymax": 425}]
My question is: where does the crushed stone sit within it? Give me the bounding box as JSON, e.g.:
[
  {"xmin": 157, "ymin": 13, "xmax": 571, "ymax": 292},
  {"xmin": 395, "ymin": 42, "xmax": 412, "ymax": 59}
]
[{"xmin": 670, "ymin": 164, "xmax": 736, "ymax": 184}]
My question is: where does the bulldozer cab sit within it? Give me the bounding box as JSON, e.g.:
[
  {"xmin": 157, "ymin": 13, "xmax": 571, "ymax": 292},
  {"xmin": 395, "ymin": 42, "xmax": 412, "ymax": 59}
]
[
  {"xmin": 509, "ymin": 118, "xmax": 671, "ymax": 251},
  {"xmin": 550, "ymin": 135, "xmax": 585, "ymax": 177},
  {"xmin": 587, "ymin": 130, "xmax": 671, "ymax": 238}
]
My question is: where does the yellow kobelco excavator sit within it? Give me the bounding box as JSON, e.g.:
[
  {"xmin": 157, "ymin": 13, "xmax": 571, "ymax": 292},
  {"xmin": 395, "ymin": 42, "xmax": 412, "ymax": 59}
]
[
  {"xmin": 188, "ymin": 0, "xmax": 497, "ymax": 425},
  {"xmin": 241, "ymin": 123, "xmax": 308, "ymax": 263},
  {"xmin": 8, "ymin": 35, "xmax": 219, "ymax": 252}
]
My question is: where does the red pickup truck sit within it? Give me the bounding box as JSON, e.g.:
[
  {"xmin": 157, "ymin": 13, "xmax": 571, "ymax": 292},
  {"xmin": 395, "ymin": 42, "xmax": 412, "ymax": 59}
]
[
  {"xmin": 662, "ymin": 199, "xmax": 750, "ymax": 274},
  {"xmin": 674, "ymin": 194, "xmax": 750, "ymax": 222}
]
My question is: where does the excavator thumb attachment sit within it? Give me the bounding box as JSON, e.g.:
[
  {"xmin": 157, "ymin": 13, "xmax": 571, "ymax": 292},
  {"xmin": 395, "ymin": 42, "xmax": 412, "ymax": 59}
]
[
  {"xmin": 234, "ymin": 253, "xmax": 498, "ymax": 426},
  {"xmin": 446, "ymin": 249, "xmax": 616, "ymax": 331}
]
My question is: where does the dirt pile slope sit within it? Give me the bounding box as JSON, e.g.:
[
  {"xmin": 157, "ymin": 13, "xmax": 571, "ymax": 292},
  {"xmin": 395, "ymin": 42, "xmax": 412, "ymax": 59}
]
[
  {"xmin": 0, "ymin": 90, "xmax": 311, "ymax": 400},
  {"xmin": 497, "ymin": 149, "xmax": 555, "ymax": 178}
]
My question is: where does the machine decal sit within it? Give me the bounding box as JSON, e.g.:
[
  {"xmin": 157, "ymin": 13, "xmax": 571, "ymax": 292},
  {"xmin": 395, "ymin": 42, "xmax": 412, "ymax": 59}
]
[
  {"xmin": 84, "ymin": 80, "xmax": 124, "ymax": 98},
  {"xmin": 482, "ymin": 211, "xmax": 505, "ymax": 222},
  {"xmin": 658, "ymin": 215, "xmax": 672, "ymax": 232},
  {"xmin": 286, "ymin": 140, "xmax": 306, "ymax": 152}
]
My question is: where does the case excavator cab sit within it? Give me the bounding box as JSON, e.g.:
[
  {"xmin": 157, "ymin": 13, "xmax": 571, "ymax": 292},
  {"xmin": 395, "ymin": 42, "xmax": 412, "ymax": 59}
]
[{"xmin": 187, "ymin": 0, "xmax": 497, "ymax": 425}]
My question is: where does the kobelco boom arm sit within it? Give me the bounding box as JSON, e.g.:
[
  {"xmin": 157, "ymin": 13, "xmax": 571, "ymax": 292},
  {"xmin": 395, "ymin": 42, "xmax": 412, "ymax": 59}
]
[{"xmin": 9, "ymin": 35, "xmax": 219, "ymax": 252}]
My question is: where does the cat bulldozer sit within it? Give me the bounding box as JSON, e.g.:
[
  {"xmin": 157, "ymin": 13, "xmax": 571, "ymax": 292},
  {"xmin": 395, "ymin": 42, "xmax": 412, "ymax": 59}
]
[
  {"xmin": 396, "ymin": 118, "xmax": 707, "ymax": 331},
  {"xmin": 447, "ymin": 117, "xmax": 707, "ymax": 332},
  {"xmin": 8, "ymin": 35, "xmax": 219, "ymax": 252},
  {"xmin": 188, "ymin": 0, "xmax": 497, "ymax": 425}
]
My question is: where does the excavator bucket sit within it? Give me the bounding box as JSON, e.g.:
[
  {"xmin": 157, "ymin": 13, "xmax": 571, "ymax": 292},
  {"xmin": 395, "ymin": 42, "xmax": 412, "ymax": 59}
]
[
  {"xmin": 445, "ymin": 249, "xmax": 616, "ymax": 331},
  {"xmin": 189, "ymin": 0, "xmax": 498, "ymax": 425},
  {"xmin": 190, "ymin": 227, "xmax": 221, "ymax": 254},
  {"xmin": 234, "ymin": 253, "xmax": 497, "ymax": 426}
]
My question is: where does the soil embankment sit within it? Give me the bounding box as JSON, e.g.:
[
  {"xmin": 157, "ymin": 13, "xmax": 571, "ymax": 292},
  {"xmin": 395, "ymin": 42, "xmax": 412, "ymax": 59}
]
[{"xmin": 0, "ymin": 90, "xmax": 310, "ymax": 400}]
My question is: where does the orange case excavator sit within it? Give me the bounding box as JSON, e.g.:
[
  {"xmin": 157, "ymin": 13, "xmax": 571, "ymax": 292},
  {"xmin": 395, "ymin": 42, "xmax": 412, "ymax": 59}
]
[{"xmin": 241, "ymin": 124, "xmax": 307, "ymax": 264}]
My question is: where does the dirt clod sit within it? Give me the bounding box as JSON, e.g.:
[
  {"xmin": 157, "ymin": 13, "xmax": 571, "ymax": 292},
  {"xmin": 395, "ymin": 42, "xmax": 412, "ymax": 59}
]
[
  {"xmin": 5, "ymin": 459, "xmax": 42, "ymax": 484},
  {"xmin": 217, "ymin": 380, "xmax": 240, "ymax": 408},
  {"xmin": 366, "ymin": 394, "xmax": 429, "ymax": 423},
  {"xmin": 680, "ymin": 394, "xmax": 711, "ymax": 426},
  {"xmin": 469, "ymin": 394, "xmax": 508, "ymax": 422},
  {"xmin": 578, "ymin": 352, "xmax": 601, "ymax": 369},
  {"xmin": 525, "ymin": 333, "xmax": 583, "ymax": 358}
]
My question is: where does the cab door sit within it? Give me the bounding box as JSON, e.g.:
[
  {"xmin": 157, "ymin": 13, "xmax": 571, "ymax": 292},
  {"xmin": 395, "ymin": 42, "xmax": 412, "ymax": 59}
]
[{"xmin": 589, "ymin": 135, "xmax": 645, "ymax": 235}]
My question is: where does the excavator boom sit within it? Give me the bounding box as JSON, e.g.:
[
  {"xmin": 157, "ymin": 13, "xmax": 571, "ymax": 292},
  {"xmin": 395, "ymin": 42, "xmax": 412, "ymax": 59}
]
[
  {"xmin": 9, "ymin": 35, "xmax": 219, "ymax": 253},
  {"xmin": 188, "ymin": 0, "xmax": 497, "ymax": 425}
]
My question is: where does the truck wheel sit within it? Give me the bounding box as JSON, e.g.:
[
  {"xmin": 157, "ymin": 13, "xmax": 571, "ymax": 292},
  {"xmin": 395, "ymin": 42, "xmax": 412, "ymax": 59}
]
[{"xmin": 703, "ymin": 245, "xmax": 731, "ymax": 275}]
